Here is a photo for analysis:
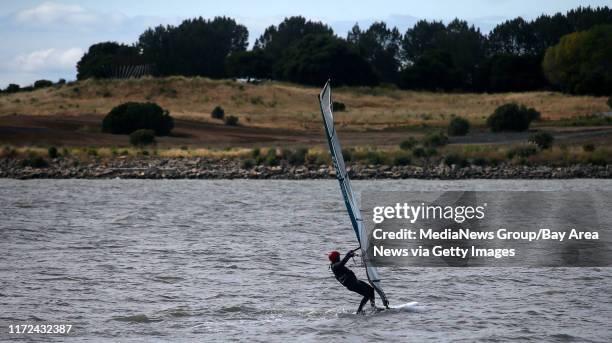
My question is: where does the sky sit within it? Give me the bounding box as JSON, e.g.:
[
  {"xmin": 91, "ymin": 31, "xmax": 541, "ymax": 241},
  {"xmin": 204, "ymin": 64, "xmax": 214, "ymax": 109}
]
[{"xmin": 0, "ymin": 0, "xmax": 609, "ymax": 87}]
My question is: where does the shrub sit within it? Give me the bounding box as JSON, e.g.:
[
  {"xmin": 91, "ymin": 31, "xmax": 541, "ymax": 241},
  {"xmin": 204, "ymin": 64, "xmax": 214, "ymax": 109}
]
[
  {"xmin": 332, "ymin": 101, "xmax": 346, "ymax": 112},
  {"xmin": 129, "ymin": 129, "xmax": 156, "ymax": 146},
  {"xmin": 265, "ymin": 149, "xmax": 279, "ymax": 166},
  {"xmin": 34, "ymin": 79, "xmax": 53, "ymax": 88},
  {"xmin": 21, "ymin": 156, "xmax": 48, "ymax": 168},
  {"xmin": 225, "ymin": 115, "xmax": 239, "ymax": 126},
  {"xmin": 241, "ymin": 159, "xmax": 255, "ymax": 169},
  {"xmin": 487, "ymin": 103, "xmax": 540, "ymax": 132},
  {"xmin": 447, "ymin": 117, "xmax": 470, "ymax": 136},
  {"xmin": 287, "ymin": 148, "xmax": 308, "ymax": 165},
  {"xmin": 583, "ymin": 144, "xmax": 595, "ymax": 152},
  {"xmin": 399, "ymin": 137, "xmax": 417, "ymax": 150},
  {"xmin": 472, "ymin": 157, "xmax": 488, "ymax": 166},
  {"xmin": 102, "ymin": 102, "xmax": 173, "ymax": 135},
  {"xmin": 87, "ymin": 148, "xmax": 98, "ymax": 156},
  {"xmin": 47, "ymin": 146, "xmax": 58, "ymax": 158},
  {"xmin": 393, "ymin": 153, "xmax": 411, "ymax": 166},
  {"xmin": 608, "ymin": 96, "xmax": 612, "ymax": 109},
  {"xmin": 1, "ymin": 146, "xmax": 17, "ymax": 158},
  {"xmin": 211, "ymin": 106, "xmax": 225, "ymax": 119},
  {"xmin": 412, "ymin": 146, "xmax": 427, "ymax": 158},
  {"xmin": 529, "ymin": 132, "xmax": 554, "ymax": 149},
  {"xmin": 57, "ymin": 79, "xmax": 66, "ymax": 85},
  {"xmin": 342, "ymin": 148, "xmax": 353, "ymax": 162},
  {"xmin": 365, "ymin": 151, "xmax": 386, "ymax": 165},
  {"xmin": 423, "ymin": 131, "xmax": 448, "ymax": 147},
  {"xmin": 507, "ymin": 145, "xmax": 538, "ymax": 159},
  {"xmin": 443, "ymin": 154, "xmax": 468, "ymax": 167},
  {"xmin": 251, "ymin": 147, "xmax": 261, "ymax": 158}
]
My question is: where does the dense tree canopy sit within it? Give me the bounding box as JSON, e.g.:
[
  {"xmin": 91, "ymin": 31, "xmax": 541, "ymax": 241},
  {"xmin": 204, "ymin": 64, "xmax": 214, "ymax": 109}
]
[
  {"xmin": 76, "ymin": 42, "xmax": 142, "ymax": 80},
  {"xmin": 71, "ymin": 6, "xmax": 611, "ymax": 94},
  {"xmin": 138, "ymin": 17, "xmax": 248, "ymax": 78},
  {"xmin": 542, "ymin": 24, "xmax": 612, "ymax": 95}
]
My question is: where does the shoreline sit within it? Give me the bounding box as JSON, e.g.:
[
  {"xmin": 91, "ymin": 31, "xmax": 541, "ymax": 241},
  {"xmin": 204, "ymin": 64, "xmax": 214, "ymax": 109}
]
[{"xmin": 1, "ymin": 157, "xmax": 610, "ymax": 179}]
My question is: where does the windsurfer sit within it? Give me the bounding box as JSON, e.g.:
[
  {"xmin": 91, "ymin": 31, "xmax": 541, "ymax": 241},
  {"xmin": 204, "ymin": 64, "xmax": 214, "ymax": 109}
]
[{"xmin": 328, "ymin": 250, "xmax": 375, "ymax": 314}]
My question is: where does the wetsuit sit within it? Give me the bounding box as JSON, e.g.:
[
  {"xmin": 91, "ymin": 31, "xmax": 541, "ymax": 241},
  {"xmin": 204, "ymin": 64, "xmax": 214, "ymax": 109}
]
[{"xmin": 331, "ymin": 251, "xmax": 375, "ymax": 313}]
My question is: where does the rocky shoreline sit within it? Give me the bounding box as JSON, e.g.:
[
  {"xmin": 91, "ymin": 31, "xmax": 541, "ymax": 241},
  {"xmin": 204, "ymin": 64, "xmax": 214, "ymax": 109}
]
[{"xmin": 1, "ymin": 156, "xmax": 611, "ymax": 179}]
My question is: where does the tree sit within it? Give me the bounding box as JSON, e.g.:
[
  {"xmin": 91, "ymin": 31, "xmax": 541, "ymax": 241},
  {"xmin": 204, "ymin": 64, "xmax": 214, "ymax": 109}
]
[
  {"xmin": 401, "ymin": 19, "xmax": 485, "ymax": 89},
  {"xmin": 76, "ymin": 42, "xmax": 142, "ymax": 80},
  {"xmin": 487, "ymin": 103, "xmax": 540, "ymax": 132},
  {"xmin": 5, "ymin": 84, "xmax": 20, "ymax": 93},
  {"xmin": 399, "ymin": 50, "xmax": 461, "ymax": 91},
  {"xmin": 480, "ymin": 54, "xmax": 547, "ymax": 92},
  {"xmin": 34, "ymin": 80, "xmax": 53, "ymax": 88},
  {"xmin": 254, "ymin": 16, "xmax": 333, "ymax": 61},
  {"xmin": 102, "ymin": 102, "xmax": 174, "ymax": 135},
  {"xmin": 448, "ymin": 117, "xmax": 470, "ymax": 136},
  {"xmin": 349, "ymin": 22, "xmax": 402, "ymax": 83},
  {"xmin": 226, "ymin": 50, "xmax": 272, "ymax": 79},
  {"xmin": 138, "ymin": 17, "xmax": 248, "ymax": 78},
  {"xmin": 275, "ymin": 34, "xmax": 378, "ymax": 86},
  {"xmin": 542, "ymin": 24, "xmax": 612, "ymax": 95},
  {"xmin": 487, "ymin": 17, "xmax": 538, "ymax": 55}
]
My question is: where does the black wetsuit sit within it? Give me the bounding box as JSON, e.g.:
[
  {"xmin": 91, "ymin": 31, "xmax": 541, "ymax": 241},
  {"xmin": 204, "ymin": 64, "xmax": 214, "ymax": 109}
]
[{"xmin": 331, "ymin": 252, "xmax": 374, "ymax": 312}]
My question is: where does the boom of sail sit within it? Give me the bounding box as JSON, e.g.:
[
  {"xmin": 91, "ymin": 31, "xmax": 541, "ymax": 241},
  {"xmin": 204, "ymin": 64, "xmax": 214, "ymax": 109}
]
[{"xmin": 318, "ymin": 80, "xmax": 389, "ymax": 307}]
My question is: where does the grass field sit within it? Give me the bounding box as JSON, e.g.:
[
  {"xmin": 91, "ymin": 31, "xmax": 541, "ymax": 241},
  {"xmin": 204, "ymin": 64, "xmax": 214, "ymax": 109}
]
[
  {"xmin": 1, "ymin": 77, "xmax": 611, "ymax": 166},
  {"xmin": 0, "ymin": 76, "xmax": 609, "ymax": 131}
]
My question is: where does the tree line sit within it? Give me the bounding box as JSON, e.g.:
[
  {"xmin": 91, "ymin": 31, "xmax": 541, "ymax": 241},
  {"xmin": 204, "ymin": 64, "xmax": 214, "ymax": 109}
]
[{"xmin": 74, "ymin": 6, "xmax": 612, "ymax": 95}]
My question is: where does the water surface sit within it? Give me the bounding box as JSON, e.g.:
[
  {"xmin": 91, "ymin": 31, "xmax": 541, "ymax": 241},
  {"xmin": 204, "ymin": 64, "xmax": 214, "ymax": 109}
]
[{"xmin": 1, "ymin": 180, "xmax": 611, "ymax": 342}]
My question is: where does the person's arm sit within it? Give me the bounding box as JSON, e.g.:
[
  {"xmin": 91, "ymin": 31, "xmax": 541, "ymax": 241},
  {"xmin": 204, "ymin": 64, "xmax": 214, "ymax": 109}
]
[{"xmin": 338, "ymin": 250, "xmax": 354, "ymax": 266}]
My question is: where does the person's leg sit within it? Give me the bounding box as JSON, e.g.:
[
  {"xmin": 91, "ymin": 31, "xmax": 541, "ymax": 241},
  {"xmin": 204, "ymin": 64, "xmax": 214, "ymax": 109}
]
[{"xmin": 357, "ymin": 295, "xmax": 368, "ymax": 313}]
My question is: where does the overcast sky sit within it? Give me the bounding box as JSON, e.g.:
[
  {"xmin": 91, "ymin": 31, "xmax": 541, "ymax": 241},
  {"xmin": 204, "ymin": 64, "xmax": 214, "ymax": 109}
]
[{"xmin": 0, "ymin": 0, "xmax": 608, "ymax": 87}]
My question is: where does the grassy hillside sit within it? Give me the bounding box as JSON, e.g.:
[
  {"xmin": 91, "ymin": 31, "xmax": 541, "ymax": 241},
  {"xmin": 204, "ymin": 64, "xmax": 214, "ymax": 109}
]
[{"xmin": 0, "ymin": 76, "xmax": 609, "ymax": 131}]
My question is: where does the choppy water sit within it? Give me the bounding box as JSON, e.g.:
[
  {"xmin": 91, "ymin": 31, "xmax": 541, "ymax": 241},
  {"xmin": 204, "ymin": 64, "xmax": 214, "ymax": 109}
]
[{"xmin": 1, "ymin": 179, "xmax": 611, "ymax": 342}]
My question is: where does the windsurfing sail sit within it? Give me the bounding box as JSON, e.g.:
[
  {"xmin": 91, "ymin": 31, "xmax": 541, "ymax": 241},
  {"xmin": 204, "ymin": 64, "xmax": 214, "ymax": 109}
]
[{"xmin": 318, "ymin": 80, "xmax": 389, "ymax": 307}]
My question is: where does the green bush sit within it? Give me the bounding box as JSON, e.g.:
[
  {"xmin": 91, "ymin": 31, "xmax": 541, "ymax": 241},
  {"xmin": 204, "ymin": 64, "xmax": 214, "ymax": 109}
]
[
  {"xmin": 529, "ymin": 132, "xmax": 554, "ymax": 149},
  {"xmin": 21, "ymin": 156, "xmax": 48, "ymax": 168},
  {"xmin": 241, "ymin": 159, "xmax": 255, "ymax": 169},
  {"xmin": 342, "ymin": 148, "xmax": 354, "ymax": 162},
  {"xmin": 287, "ymin": 148, "xmax": 308, "ymax": 165},
  {"xmin": 412, "ymin": 146, "xmax": 427, "ymax": 158},
  {"xmin": 129, "ymin": 129, "xmax": 156, "ymax": 146},
  {"xmin": 507, "ymin": 145, "xmax": 538, "ymax": 159},
  {"xmin": 225, "ymin": 115, "xmax": 239, "ymax": 126},
  {"xmin": 472, "ymin": 157, "xmax": 488, "ymax": 166},
  {"xmin": 393, "ymin": 153, "xmax": 411, "ymax": 166},
  {"xmin": 365, "ymin": 151, "xmax": 386, "ymax": 165},
  {"xmin": 332, "ymin": 101, "xmax": 346, "ymax": 111},
  {"xmin": 399, "ymin": 137, "xmax": 417, "ymax": 150},
  {"xmin": 583, "ymin": 144, "xmax": 595, "ymax": 152},
  {"xmin": 443, "ymin": 154, "xmax": 468, "ymax": 167},
  {"xmin": 487, "ymin": 103, "xmax": 540, "ymax": 132},
  {"xmin": 211, "ymin": 106, "xmax": 225, "ymax": 119},
  {"xmin": 251, "ymin": 147, "xmax": 261, "ymax": 158},
  {"xmin": 265, "ymin": 149, "xmax": 279, "ymax": 166},
  {"xmin": 423, "ymin": 131, "xmax": 448, "ymax": 147},
  {"xmin": 447, "ymin": 117, "xmax": 470, "ymax": 136},
  {"xmin": 102, "ymin": 102, "xmax": 173, "ymax": 135},
  {"xmin": 47, "ymin": 146, "xmax": 58, "ymax": 158}
]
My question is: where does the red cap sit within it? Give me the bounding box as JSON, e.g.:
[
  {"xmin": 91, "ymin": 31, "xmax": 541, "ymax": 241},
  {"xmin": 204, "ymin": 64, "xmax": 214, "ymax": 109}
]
[{"xmin": 328, "ymin": 250, "xmax": 340, "ymax": 262}]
